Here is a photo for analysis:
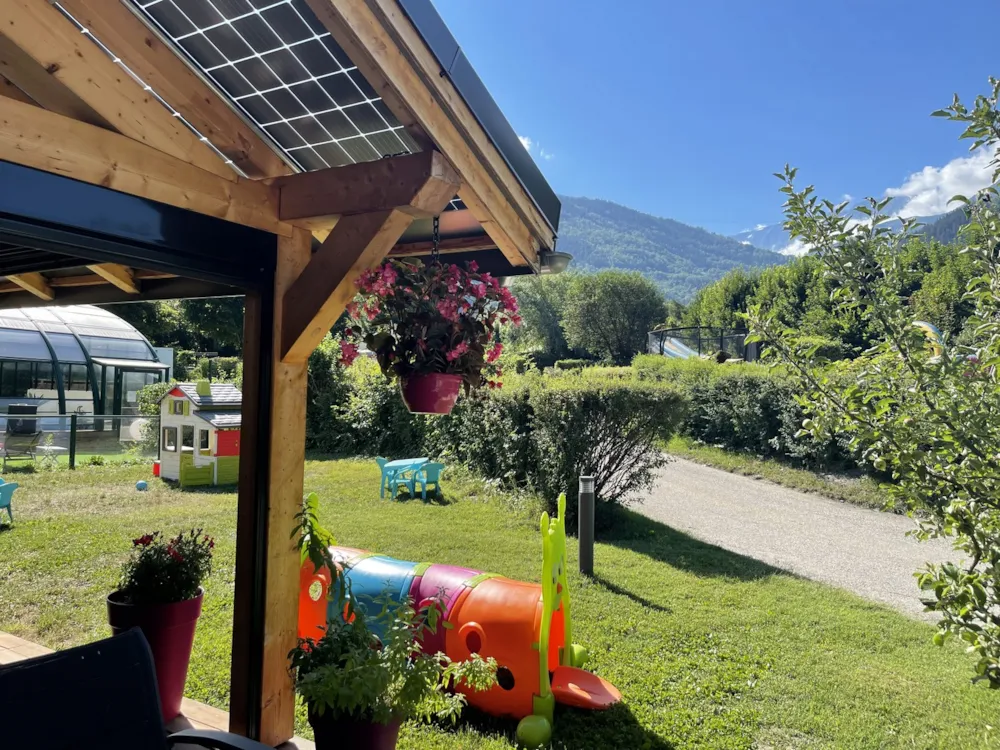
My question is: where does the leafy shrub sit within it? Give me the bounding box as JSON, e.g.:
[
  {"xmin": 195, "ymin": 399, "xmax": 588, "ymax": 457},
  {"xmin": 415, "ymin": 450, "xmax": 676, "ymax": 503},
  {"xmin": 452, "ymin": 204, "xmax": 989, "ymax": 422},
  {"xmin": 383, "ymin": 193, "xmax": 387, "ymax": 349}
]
[
  {"xmin": 193, "ymin": 356, "xmax": 240, "ymax": 382},
  {"xmin": 428, "ymin": 372, "xmax": 684, "ymax": 527},
  {"xmin": 554, "ymin": 359, "xmax": 591, "ymax": 370},
  {"xmin": 305, "ymin": 336, "xmax": 353, "ymax": 454},
  {"xmin": 339, "ymin": 358, "xmax": 426, "ymax": 457},
  {"xmin": 136, "ymin": 381, "xmax": 173, "ymax": 453}
]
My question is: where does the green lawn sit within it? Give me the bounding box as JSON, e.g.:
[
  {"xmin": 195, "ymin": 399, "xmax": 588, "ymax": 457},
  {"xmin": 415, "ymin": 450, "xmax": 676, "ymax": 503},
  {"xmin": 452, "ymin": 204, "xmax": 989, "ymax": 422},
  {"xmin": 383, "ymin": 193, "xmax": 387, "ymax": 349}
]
[
  {"xmin": 0, "ymin": 460, "xmax": 996, "ymax": 748},
  {"xmin": 666, "ymin": 435, "xmax": 889, "ymax": 511}
]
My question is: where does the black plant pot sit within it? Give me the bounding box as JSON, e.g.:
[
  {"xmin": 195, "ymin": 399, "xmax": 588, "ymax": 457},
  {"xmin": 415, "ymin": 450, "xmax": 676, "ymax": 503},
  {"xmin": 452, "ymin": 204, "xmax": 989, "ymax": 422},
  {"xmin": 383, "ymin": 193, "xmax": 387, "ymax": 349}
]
[{"xmin": 308, "ymin": 708, "xmax": 402, "ymax": 750}]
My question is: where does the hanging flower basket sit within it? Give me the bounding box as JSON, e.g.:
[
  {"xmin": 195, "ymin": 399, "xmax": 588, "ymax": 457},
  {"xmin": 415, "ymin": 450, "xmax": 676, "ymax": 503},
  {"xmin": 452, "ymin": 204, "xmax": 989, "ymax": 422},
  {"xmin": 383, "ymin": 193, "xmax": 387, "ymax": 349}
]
[{"xmin": 339, "ymin": 259, "xmax": 520, "ymax": 414}]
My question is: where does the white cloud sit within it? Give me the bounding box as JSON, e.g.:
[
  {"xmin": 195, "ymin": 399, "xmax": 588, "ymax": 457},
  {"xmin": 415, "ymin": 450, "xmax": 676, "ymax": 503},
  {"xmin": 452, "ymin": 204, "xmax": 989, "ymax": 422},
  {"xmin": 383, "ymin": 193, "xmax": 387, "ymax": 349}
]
[
  {"xmin": 886, "ymin": 148, "xmax": 993, "ymax": 218},
  {"xmin": 539, "ymin": 147, "xmax": 555, "ymax": 161},
  {"xmin": 518, "ymin": 135, "xmax": 533, "ymax": 151},
  {"xmin": 739, "ymin": 240, "xmax": 752, "ymax": 246},
  {"xmin": 754, "ymin": 223, "xmax": 767, "ymax": 231},
  {"xmin": 842, "ymin": 193, "xmax": 853, "ymax": 203},
  {"xmin": 779, "ymin": 238, "xmax": 809, "ymax": 256}
]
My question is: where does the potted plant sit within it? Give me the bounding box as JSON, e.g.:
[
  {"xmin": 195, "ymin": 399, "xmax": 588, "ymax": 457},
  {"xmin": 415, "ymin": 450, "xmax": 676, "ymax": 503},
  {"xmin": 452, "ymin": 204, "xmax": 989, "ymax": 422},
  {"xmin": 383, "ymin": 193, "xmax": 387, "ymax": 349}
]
[
  {"xmin": 107, "ymin": 529, "xmax": 214, "ymax": 720},
  {"xmin": 339, "ymin": 259, "xmax": 521, "ymax": 414},
  {"xmin": 290, "ymin": 596, "xmax": 497, "ymax": 750}
]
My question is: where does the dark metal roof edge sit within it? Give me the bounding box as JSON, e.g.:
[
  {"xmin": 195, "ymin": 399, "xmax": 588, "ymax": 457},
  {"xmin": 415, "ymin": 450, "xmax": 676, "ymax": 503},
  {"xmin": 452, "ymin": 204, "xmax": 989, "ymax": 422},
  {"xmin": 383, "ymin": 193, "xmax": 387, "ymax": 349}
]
[{"xmin": 396, "ymin": 0, "xmax": 561, "ymax": 237}]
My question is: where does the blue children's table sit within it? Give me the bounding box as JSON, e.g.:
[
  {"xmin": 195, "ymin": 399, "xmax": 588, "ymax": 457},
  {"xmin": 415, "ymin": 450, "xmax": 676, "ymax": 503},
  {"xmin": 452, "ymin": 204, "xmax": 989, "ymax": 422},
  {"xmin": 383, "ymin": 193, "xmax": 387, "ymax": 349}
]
[{"xmin": 380, "ymin": 457, "xmax": 428, "ymax": 498}]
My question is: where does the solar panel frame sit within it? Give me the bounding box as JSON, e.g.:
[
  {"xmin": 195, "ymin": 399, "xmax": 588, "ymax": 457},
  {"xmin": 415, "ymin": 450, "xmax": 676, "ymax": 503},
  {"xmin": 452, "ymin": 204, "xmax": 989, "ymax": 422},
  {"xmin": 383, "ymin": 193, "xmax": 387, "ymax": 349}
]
[{"xmin": 130, "ymin": 0, "xmax": 419, "ymax": 171}]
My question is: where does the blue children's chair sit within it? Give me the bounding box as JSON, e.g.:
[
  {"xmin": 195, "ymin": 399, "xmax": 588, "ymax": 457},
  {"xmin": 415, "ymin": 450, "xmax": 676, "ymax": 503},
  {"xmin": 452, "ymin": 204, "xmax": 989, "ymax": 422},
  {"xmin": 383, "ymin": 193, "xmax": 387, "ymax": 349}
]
[
  {"xmin": 0, "ymin": 479, "xmax": 18, "ymax": 523},
  {"xmin": 414, "ymin": 462, "xmax": 445, "ymax": 500}
]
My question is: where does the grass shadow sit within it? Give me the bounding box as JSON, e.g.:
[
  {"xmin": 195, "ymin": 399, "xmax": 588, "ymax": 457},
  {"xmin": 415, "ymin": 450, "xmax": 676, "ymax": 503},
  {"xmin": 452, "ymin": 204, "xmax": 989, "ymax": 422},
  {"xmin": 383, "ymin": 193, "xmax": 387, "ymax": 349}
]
[
  {"xmin": 433, "ymin": 701, "xmax": 675, "ymax": 749},
  {"xmin": 588, "ymin": 571, "xmax": 672, "ymax": 613},
  {"xmin": 601, "ymin": 506, "xmax": 791, "ymax": 581},
  {"xmin": 387, "ymin": 488, "xmax": 453, "ymax": 506}
]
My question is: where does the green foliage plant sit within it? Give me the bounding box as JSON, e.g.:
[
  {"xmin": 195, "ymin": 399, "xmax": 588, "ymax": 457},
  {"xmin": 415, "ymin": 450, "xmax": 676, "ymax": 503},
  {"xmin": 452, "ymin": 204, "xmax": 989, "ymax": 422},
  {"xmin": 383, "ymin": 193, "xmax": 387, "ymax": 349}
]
[
  {"xmin": 290, "ymin": 593, "xmax": 497, "ymax": 726},
  {"xmin": 748, "ymin": 76, "xmax": 1000, "ymax": 686}
]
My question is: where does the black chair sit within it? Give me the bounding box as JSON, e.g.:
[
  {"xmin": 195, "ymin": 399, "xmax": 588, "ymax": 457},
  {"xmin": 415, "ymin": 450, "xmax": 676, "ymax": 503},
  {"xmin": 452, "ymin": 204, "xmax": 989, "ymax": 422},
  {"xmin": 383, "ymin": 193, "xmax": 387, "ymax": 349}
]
[{"xmin": 0, "ymin": 628, "xmax": 273, "ymax": 750}]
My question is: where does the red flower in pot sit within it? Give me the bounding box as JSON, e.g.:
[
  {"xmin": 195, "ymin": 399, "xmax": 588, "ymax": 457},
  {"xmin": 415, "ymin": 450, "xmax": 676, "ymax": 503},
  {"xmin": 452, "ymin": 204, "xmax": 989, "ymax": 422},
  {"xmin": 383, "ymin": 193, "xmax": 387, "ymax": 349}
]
[
  {"xmin": 339, "ymin": 260, "xmax": 521, "ymax": 414},
  {"xmin": 107, "ymin": 529, "xmax": 214, "ymax": 720}
]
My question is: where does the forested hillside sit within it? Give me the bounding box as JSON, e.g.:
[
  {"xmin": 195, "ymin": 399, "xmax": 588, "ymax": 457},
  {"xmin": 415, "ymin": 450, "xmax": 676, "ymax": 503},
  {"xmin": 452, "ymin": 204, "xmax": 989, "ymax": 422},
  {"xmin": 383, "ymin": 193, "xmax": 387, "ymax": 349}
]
[{"xmin": 557, "ymin": 196, "xmax": 784, "ymax": 301}]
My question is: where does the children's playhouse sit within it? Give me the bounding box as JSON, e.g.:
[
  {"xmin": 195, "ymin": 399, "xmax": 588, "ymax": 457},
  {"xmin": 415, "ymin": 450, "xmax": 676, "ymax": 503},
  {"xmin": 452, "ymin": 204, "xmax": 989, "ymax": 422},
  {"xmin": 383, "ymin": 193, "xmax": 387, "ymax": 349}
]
[{"xmin": 157, "ymin": 381, "xmax": 241, "ymax": 487}]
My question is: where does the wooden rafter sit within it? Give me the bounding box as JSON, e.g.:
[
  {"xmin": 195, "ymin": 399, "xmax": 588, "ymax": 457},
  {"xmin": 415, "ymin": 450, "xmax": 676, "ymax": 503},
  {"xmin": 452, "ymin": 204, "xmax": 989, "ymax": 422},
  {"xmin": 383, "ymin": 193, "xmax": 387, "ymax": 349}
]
[
  {"xmin": 0, "ymin": 0, "xmax": 232, "ymax": 180},
  {"xmin": 306, "ymin": 0, "xmax": 553, "ymax": 269},
  {"xmin": 0, "ymin": 72, "xmax": 35, "ymax": 106},
  {"xmin": 56, "ymin": 0, "xmax": 292, "ymax": 180},
  {"xmin": 0, "ymin": 34, "xmax": 109, "ymax": 127},
  {"xmin": 7, "ymin": 272, "xmax": 53, "ymax": 300},
  {"xmin": 0, "ymin": 268, "xmax": 176, "ymax": 294},
  {"xmin": 279, "ymin": 152, "xmax": 460, "ymax": 362},
  {"xmin": 0, "ymin": 96, "xmax": 291, "ymax": 236},
  {"xmin": 388, "ymin": 235, "xmax": 496, "ymax": 257},
  {"xmin": 86, "ymin": 263, "xmax": 138, "ymax": 294}
]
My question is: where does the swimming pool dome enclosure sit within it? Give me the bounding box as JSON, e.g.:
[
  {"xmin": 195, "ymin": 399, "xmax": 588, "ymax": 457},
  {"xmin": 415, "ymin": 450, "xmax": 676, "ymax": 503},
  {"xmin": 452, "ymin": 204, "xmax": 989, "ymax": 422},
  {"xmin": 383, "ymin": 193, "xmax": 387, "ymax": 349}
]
[{"xmin": 0, "ymin": 304, "xmax": 169, "ymax": 418}]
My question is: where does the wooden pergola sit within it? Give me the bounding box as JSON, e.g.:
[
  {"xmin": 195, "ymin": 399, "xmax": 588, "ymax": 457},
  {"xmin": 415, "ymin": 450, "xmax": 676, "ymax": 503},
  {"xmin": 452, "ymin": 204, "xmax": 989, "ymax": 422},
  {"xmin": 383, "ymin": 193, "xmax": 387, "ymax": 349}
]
[{"xmin": 0, "ymin": 0, "xmax": 560, "ymax": 744}]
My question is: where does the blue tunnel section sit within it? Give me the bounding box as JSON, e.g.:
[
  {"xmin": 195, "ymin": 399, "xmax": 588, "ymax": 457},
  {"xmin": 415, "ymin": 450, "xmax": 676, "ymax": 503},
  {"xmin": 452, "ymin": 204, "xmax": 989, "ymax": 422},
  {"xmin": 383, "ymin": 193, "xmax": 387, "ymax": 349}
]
[{"xmin": 328, "ymin": 554, "xmax": 420, "ymax": 639}]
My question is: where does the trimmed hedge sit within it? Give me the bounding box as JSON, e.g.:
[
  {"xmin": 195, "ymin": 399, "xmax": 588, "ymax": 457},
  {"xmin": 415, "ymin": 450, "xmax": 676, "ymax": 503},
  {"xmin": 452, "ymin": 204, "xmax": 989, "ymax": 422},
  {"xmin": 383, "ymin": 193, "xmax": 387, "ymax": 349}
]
[{"xmin": 632, "ymin": 354, "xmax": 855, "ymax": 469}]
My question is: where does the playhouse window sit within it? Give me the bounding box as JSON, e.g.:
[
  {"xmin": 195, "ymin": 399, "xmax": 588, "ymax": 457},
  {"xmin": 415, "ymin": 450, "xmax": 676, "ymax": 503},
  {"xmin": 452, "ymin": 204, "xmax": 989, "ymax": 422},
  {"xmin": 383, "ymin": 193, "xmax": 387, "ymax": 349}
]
[
  {"xmin": 172, "ymin": 400, "xmax": 185, "ymax": 415},
  {"xmin": 162, "ymin": 427, "xmax": 177, "ymax": 452},
  {"xmin": 199, "ymin": 429, "xmax": 210, "ymax": 451},
  {"xmin": 182, "ymin": 425, "xmax": 194, "ymax": 449}
]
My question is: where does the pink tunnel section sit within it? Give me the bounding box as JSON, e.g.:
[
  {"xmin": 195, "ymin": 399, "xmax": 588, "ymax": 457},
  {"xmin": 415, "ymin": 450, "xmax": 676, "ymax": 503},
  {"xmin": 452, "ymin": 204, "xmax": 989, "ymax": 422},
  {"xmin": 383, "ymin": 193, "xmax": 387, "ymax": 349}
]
[{"xmin": 409, "ymin": 563, "xmax": 481, "ymax": 655}]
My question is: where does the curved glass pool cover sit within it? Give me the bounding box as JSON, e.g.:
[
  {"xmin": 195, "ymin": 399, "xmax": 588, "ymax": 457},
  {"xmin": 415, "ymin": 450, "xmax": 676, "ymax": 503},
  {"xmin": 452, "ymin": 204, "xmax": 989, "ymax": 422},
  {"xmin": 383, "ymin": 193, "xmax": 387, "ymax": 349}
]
[{"xmin": 0, "ymin": 305, "xmax": 169, "ymax": 416}]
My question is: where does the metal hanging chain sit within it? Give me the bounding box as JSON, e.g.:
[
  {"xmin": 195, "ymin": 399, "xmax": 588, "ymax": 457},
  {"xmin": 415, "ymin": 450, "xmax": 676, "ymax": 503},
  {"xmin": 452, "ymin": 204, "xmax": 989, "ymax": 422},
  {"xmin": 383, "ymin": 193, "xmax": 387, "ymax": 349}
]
[{"xmin": 431, "ymin": 215, "xmax": 441, "ymax": 265}]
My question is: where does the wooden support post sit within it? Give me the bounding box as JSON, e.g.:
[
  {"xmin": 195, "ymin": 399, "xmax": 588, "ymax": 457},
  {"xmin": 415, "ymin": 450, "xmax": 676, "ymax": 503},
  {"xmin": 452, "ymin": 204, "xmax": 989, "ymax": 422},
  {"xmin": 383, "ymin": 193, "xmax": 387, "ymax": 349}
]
[
  {"xmin": 281, "ymin": 209, "xmax": 413, "ymax": 363},
  {"xmin": 231, "ymin": 228, "xmax": 310, "ymax": 745},
  {"xmin": 276, "ymin": 152, "xmax": 460, "ymax": 363}
]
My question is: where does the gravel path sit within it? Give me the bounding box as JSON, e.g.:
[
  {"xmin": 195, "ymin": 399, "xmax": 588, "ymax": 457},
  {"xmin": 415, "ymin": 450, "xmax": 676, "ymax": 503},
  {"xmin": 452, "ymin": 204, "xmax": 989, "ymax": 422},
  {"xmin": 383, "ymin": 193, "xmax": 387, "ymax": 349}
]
[{"xmin": 633, "ymin": 457, "xmax": 959, "ymax": 620}]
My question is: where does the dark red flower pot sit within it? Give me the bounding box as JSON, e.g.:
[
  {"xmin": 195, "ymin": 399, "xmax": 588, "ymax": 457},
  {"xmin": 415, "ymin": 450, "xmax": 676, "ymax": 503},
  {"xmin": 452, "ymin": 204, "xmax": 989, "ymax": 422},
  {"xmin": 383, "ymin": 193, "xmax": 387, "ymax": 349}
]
[
  {"xmin": 107, "ymin": 589, "xmax": 203, "ymax": 721},
  {"xmin": 308, "ymin": 708, "xmax": 401, "ymax": 750},
  {"xmin": 399, "ymin": 373, "xmax": 462, "ymax": 414}
]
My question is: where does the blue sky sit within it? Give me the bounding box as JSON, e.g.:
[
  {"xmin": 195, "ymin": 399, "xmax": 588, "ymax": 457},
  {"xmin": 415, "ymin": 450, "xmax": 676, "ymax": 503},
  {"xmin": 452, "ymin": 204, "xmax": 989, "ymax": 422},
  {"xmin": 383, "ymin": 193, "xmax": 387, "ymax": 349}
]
[{"xmin": 435, "ymin": 0, "xmax": 1000, "ymax": 236}]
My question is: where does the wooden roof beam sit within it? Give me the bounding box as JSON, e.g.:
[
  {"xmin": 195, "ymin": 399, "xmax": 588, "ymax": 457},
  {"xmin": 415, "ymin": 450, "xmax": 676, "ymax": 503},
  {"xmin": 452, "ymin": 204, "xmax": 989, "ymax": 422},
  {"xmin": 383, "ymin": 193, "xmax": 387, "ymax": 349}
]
[
  {"xmin": 0, "ymin": 0, "xmax": 233, "ymax": 180},
  {"xmin": 86, "ymin": 263, "xmax": 138, "ymax": 294},
  {"xmin": 0, "ymin": 95, "xmax": 291, "ymax": 236},
  {"xmin": 306, "ymin": 0, "xmax": 553, "ymax": 269},
  {"xmin": 56, "ymin": 0, "xmax": 292, "ymax": 180},
  {"xmin": 273, "ymin": 151, "xmax": 459, "ymax": 223},
  {"xmin": 280, "ymin": 153, "xmax": 460, "ymax": 363},
  {"xmin": 7, "ymin": 272, "xmax": 53, "ymax": 300}
]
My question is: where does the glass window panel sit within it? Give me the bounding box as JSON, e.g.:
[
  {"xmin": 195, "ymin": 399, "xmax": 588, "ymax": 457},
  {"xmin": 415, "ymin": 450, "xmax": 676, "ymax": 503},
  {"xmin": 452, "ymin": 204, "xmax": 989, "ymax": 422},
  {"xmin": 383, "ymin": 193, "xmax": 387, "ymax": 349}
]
[
  {"xmin": 35, "ymin": 361, "xmax": 53, "ymax": 390},
  {"xmin": 14, "ymin": 362, "xmax": 32, "ymax": 397},
  {"xmin": 199, "ymin": 429, "xmax": 210, "ymax": 450},
  {"xmin": 173, "ymin": 400, "xmax": 185, "ymax": 415},
  {"xmin": 163, "ymin": 426, "xmax": 177, "ymax": 452},
  {"xmin": 0, "ymin": 362, "xmax": 14, "ymax": 398},
  {"xmin": 68, "ymin": 364, "xmax": 90, "ymax": 392},
  {"xmin": 79, "ymin": 336, "xmax": 154, "ymax": 360},
  {"xmin": 182, "ymin": 425, "xmax": 194, "ymax": 448},
  {"xmin": 47, "ymin": 333, "xmax": 87, "ymax": 363},
  {"xmin": 0, "ymin": 329, "xmax": 52, "ymax": 360}
]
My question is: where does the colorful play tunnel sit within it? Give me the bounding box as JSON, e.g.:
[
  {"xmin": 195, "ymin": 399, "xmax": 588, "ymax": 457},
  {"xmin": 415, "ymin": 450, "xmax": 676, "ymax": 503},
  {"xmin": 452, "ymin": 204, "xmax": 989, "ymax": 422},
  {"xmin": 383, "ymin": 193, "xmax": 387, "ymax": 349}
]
[{"xmin": 298, "ymin": 494, "xmax": 621, "ymax": 745}]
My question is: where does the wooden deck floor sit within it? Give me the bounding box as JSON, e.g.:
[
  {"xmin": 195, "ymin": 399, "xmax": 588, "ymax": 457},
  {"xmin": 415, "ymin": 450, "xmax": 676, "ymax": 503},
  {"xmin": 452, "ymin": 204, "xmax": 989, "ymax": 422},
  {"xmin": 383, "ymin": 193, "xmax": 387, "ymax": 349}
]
[{"xmin": 0, "ymin": 631, "xmax": 314, "ymax": 749}]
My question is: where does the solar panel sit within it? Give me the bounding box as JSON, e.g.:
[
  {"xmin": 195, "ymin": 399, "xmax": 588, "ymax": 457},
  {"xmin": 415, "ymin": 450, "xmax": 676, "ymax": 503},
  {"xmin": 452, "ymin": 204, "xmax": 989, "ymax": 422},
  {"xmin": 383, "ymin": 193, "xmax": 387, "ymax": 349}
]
[{"xmin": 129, "ymin": 0, "xmax": 422, "ymax": 171}]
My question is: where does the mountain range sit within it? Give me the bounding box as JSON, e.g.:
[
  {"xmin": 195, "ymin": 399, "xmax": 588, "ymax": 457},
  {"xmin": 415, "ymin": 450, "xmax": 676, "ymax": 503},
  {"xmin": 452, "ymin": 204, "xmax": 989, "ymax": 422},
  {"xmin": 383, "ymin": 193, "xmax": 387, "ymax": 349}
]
[
  {"xmin": 730, "ymin": 199, "xmax": 970, "ymax": 254},
  {"xmin": 556, "ymin": 195, "xmax": 782, "ymax": 302}
]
